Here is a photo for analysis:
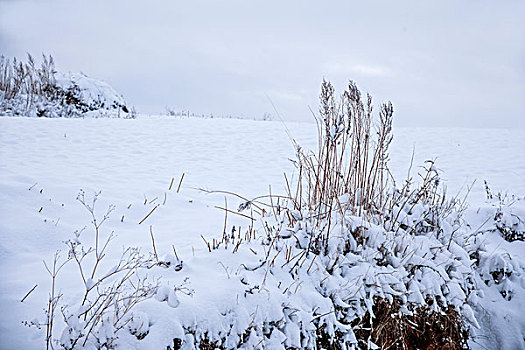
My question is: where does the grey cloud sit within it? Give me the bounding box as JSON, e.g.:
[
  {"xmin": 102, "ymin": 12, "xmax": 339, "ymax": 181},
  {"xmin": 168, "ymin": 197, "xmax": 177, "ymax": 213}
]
[{"xmin": 0, "ymin": 0, "xmax": 524, "ymax": 127}]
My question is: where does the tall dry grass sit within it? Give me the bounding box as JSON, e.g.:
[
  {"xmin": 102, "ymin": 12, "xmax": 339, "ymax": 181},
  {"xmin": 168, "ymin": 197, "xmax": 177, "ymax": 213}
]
[
  {"xmin": 276, "ymin": 79, "xmax": 463, "ymax": 256},
  {"xmin": 0, "ymin": 54, "xmax": 56, "ymax": 102}
]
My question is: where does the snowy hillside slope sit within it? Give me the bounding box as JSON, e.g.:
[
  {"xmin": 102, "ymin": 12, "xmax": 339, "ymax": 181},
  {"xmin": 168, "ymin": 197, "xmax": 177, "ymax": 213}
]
[{"xmin": 0, "ymin": 116, "xmax": 524, "ymax": 349}]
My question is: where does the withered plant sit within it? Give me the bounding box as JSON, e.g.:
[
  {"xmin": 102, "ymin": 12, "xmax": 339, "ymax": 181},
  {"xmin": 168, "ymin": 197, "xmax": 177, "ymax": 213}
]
[
  {"xmin": 0, "ymin": 54, "xmax": 56, "ymax": 101},
  {"xmin": 41, "ymin": 191, "xmax": 158, "ymax": 349},
  {"xmin": 281, "ymin": 80, "xmax": 463, "ymax": 252}
]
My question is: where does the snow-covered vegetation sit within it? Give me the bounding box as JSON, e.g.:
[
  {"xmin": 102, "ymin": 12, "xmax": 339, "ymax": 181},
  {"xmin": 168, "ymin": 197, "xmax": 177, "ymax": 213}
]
[
  {"xmin": 165, "ymin": 108, "xmax": 273, "ymax": 122},
  {"xmin": 0, "ymin": 55, "xmax": 132, "ymax": 118},
  {"xmin": 0, "ymin": 79, "xmax": 524, "ymax": 349}
]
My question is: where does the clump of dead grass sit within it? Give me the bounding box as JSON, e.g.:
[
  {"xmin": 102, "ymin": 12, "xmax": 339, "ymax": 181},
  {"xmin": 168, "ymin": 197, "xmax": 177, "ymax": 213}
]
[{"xmin": 352, "ymin": 298, "xmax": 468, "ymax": 350}]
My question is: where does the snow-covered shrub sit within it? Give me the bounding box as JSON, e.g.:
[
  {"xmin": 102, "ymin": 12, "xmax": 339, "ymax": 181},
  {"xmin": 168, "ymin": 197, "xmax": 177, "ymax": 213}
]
[
  {"xmin": 164, "ymin": 81, "xmax": 476, "ymax": 349},
  {"xmin": 463, "ymin": 210, "xmax": 525, "ymax": 348},
  {"xmin": 178, "ymin": 81, "xmax": 523, "ymax": 349},
  {"xmin": 38, "ymin": 191, "xmax": 159, "ymax": 349},
  {"xmin": 0, "ymin": 54, "xmax": 132, "ymax": 118},
  {"xmin": 480, "ymin": 181, "xmax": 525, "ymax": 242}
]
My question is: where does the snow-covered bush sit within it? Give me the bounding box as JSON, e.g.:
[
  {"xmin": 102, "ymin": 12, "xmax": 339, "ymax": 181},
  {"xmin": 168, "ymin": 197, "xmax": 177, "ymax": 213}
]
[
  {"xmin": 176, "ymin": 81, "xmax": 524, "ymax": 349},
  {"xmin": 480, "ymin": 181, "xmax": 525, "ymax": 242},
  {"xmin": 154, "ymin": 81, "xmax": 475, "ymax": 349},
  {"xmin": 38, "ymin": 191, "xmax": 159, "ymax": 349},
  {"xmin": 0, "ymin": 54, "xmax": 133, "ymax": 118}
]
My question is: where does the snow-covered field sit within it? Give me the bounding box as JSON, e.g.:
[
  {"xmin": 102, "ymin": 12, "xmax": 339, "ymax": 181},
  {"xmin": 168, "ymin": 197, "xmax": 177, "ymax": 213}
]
[{"xmin": 0, "ymin": 116, "xmax": 524, "ymax": 349}]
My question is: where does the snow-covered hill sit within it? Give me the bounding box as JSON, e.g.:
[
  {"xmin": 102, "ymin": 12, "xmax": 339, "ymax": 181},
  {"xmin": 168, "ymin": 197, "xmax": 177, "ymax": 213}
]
[{"xmin": 0, "ymin": 116, "xmax": 523, "ymax": 349}]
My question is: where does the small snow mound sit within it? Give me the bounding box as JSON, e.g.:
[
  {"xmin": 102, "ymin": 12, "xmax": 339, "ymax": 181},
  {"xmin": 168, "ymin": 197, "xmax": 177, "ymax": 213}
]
[
  {"xmin": 0, "ymin": 55, "xmax": 133, "ymax": 118},
  {"xmin": 54, "ymin": 72, "xmax": 128, "ymax": 114}
]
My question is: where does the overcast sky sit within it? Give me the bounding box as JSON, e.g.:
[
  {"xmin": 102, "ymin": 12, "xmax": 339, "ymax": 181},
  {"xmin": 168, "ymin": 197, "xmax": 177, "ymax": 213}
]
[{"xmin": 1, "ymin": 0, "xmax": 524, "ymax": 127}]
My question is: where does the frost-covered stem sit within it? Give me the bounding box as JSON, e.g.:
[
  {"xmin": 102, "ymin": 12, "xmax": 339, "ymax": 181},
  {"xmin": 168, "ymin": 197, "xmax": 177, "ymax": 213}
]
[
  {"xmin": 398, "ymin": 162, "xmax": 438, "ymax": 232},
  {"xmin": 43, "ymin": 252, "xmax": 69, "ymax": 350},
  {"xmin": 149, "ymin": 225, "xmax": 159, "ymax": 261},
  {"xmin": 82, "ymin": 295, "xmax": 115, "ymax": 346},
  {"xmin": 113, "ymin": 278, "xmax": 158, "ymax": 331},
  {"xmin": 45, "ymin": 261, "xmax": 57, "ymax": 350},
  {"xmin": 81, "ymin": 266, "xmax": 141, "ymax": 346},
  {"xmin": 76, "ymin": 191, "xmax": 115, "ymax": 308}
]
